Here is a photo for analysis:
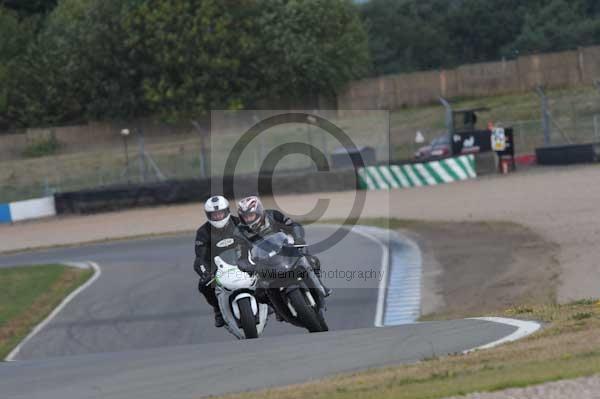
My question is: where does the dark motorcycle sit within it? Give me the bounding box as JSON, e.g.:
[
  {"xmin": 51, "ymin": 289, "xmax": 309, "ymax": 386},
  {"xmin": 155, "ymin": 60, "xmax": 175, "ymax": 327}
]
[{"xmin": 247, "ymin": 232, "xmax": 328, "ymax": 333}]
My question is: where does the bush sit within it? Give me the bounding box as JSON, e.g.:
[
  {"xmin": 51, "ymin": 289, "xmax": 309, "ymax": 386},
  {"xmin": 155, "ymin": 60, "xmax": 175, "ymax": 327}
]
[{"xmin": 22, "ymin": 134, "xmax": 61, "ymax": 158}]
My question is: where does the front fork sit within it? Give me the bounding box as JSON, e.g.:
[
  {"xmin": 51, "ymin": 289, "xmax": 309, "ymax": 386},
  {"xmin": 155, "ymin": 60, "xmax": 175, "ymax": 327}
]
[{"xmin": 269, "ymin": 283, "xmax": 326, "ymax": 325}]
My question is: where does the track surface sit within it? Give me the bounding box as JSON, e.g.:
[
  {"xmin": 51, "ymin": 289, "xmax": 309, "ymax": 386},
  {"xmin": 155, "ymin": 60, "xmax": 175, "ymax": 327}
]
[
  {"xmin": 0, "ymin": 225, "xmax": 518, "ymax": 398},
  {"xmin": 0, "ymin": 320, "xmax": 514, "ymax": 399},
  {"xmin": 0, "ymin": 226, "xmax": 382, "ymax": 359}
]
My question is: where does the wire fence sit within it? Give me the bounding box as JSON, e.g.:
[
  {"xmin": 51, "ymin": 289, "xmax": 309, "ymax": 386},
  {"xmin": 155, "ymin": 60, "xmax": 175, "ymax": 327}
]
[
  {"xmin": 388, "ymin": 84, "xmax": 600, "ymax": 158},
  {"xmin": 1, "ymin": 86, "xmax": 600, "ymax": 203},
  {"xmin": 0, "ymin": 111, "xmax": 391, "ymax": 203}
]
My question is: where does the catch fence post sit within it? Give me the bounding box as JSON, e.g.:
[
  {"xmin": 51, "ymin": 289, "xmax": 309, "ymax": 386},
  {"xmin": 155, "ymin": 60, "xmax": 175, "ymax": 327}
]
[{"xmin": 536, "ymin": 86, "xmax": 551, "ymax": 146}]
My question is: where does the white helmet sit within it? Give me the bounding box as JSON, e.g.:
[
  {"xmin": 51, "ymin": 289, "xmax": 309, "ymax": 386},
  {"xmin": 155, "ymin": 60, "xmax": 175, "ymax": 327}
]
[{"xmin": 204, "ymin": 196, "xmax": 231, "ymax": 229}]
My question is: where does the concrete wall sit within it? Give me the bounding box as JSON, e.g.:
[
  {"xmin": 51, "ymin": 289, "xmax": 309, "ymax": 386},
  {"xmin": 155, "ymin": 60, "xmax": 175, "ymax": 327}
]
[
  {"xmin": 338, "ymin": 46, "xmax": 600, "ymax": 110},
  {"xmin": 0, "ymin": 196, "xmax": 56, "ymax": 224}
]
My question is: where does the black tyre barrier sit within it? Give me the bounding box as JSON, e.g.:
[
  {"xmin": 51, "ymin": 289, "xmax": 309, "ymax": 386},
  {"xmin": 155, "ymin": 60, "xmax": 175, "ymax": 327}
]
[
  {"xmin": 535, "ymin": 143, "xmax": 599, "ymax": 165},
  {"xmin": 54, "ymin": 169, "xmax": 358, "ymax": 215}
]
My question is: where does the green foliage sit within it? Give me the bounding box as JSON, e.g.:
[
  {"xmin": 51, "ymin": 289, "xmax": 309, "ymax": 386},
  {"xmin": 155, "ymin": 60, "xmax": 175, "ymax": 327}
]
[
  {"xmin": 571, "ymin": 312, "xmax": 593, "ymax": 321},
  {"xmin": 0, "ymin": 8, "xmax": 35, "ymax": 126},
  {"xmin": 569, "ymin": 298, "xmax": 599, "ymax": 306},
  {"xmin": 504, "ymin": 0, "xmax": 600, "ymax": 55},
  {"xmin": 360, "ymin": 0, "xmax": 600, "ymax": 75},
  {"xmin": 1, "ymin": 0, "xmax": 58, "ymax": 17},
  {"xmin": 257, "ymin": 0, "xmax": 370, "ymax": 97},
  {"xmin": 22, "ymin": 134, "xmax": 61, "ymax": 158},
  {"xmin": 1, "ymin": 0, "xmax": 369, "ymax": 126},
  {"xmin": 7, "ymin": 0, "xmax": 146, "ymax": 125},
  {"xmin": 360, "ymin": 0, "xmax": 453, "ymax": 74},
  {"xmin": 8, "ymin": 0, "xmax": 600, "ymax": 127},
  {"xmin": 122, "ymin": 0, "xmax": 260, "ymax": 120}
]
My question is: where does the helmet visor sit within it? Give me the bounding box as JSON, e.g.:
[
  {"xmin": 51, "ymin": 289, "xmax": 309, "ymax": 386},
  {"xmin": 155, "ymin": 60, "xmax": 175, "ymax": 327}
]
[
  {"xmin": 241, "ymin": 212, "xmax": 258, "ymax": 224},
  {"xmin": 207, "ymin": 209, "xmax": 229, "ymax": 222}
]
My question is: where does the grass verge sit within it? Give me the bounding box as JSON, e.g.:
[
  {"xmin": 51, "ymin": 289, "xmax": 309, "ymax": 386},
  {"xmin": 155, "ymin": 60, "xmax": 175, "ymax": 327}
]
[
  {"xmin": 219, "ymin": 301, "xmax": 600, "ymax": 399},
  {"xmin": 0, "ymin": 264, "xmax": 93, "ymax": 359}
]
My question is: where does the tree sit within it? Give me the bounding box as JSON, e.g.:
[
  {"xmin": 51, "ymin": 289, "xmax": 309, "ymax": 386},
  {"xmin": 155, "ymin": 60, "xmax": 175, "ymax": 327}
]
[
  {"xmin": 122, "ymin": 0, "xmax": 261, "ymax": 120},
  {"xmin": 256, "ymin": 0, "xmax": 370, "ymax": 98},
  {"xmin": 1, "ymin": 0, "xmax": 58, "ymax": 17},
  {"xmin": 505, "ymin": 0, "xmax": 600, "ymax": 55},
  {"xmin": 358, "ymin": 0, "xmax": 600, "ymax": 75},
  {"xmin": 0, "ymin": 7, "xmax": 37, "ymax": 127},
  {"xmin": 360, "ymin": 0, "xmax": 453, "ymax": 74},
  {"xmin": 444, "ymin": 0, "xmax": 528, "ymax": 63},
  {"xmin": 3, "ymin": 0, "xmax": 370, "ymax": 126},
  {"xmin": 6, "ymin": 0, "xmax": 147, "ymax": 126},
  {"xmin": 122, "ymin": 0, "xmax": 369, "ymax": 118}
]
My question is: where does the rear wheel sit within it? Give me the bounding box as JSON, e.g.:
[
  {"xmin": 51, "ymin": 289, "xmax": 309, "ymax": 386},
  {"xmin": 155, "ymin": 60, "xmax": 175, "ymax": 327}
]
[
  {"xmin": 237, "ymin": 297, "xmax": 258, "ymax": 339},
  {"xmin": 289, "ymin": 289, "xmax": 325, "ymax": 333}
]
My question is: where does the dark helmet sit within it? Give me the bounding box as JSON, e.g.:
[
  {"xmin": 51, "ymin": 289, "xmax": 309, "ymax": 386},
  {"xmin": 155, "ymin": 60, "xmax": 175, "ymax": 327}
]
[{"xmin": 237, "ymin": 196, "xmax": 264, "ymax": 232}]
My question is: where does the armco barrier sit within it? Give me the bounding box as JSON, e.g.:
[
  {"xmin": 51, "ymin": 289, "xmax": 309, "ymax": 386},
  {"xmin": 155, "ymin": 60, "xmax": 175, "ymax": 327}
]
[
  {"xmin": 0, "ymin": 196, "xmax": 57, "ymax": 224},
  {"xmin": 357, "ymin": 155, "xmax": 476, "ymax": 190}
]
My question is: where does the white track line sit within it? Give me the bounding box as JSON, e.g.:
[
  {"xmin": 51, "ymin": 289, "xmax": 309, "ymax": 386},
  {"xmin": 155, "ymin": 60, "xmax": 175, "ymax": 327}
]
[
  {"xmin": 348, "ymin": 227, "xmax": 389, "ymax": 328},
  {"xmin": 5, "ymin": 261, "xmax": 101, "ymax": 361},
  {"xmin": 464, "ymin": 317, "xmax": 541, "ymax": 353}
]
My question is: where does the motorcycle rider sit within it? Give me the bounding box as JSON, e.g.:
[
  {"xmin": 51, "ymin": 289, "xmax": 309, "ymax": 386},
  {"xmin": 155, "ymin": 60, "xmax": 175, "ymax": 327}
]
[
  {"xmin": 235, "ymin": 195, "xmax": 332, "ymax": 297},
  {"xmin": 194, "ymin": 195, "xmax": 240, "ymax": 327}
]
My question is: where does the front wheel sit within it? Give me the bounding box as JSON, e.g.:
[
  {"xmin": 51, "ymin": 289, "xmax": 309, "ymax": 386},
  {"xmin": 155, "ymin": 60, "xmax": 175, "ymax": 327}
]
[
  {"xmin": 288, "ymin": 289, "xmax": 325, "ymax": 333},
  {"xmin": 237, "ymin": 297, "xmax": 258, "ymax": 339}
]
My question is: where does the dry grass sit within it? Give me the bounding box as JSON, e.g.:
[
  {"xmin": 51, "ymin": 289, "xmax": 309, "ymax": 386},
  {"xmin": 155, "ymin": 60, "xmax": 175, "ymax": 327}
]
[
  {"xmin": 0, "ymin": 264, "xmax": 93, "ymax": 359},
  {"xmin": 216, "ymin": 302, "xmax": 600, "ymax": 399},
  {"xmin": 0, "ymin": 137, "xmax": 204, "ymax": 202}
]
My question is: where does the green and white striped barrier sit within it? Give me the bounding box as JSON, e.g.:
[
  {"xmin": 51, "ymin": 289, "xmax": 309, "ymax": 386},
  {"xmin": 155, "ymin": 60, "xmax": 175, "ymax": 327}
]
[{"xmin": 358, "ymin": 155, "xmax": 476, "ymax": 190}]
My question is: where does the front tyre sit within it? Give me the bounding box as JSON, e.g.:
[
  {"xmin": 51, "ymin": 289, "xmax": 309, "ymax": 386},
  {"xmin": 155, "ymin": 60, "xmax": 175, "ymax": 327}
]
[
  {"xmin": 289, "ymin": 289, "xmax": 325, "ymax": 333},
  {"xmin": 238, "ymin": 297, "xmax": 258, "ymax": 339}
]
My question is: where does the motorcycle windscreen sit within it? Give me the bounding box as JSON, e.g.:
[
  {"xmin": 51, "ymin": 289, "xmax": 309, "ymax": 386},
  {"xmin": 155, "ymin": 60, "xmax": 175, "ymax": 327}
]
[{"xmin": 250, "ymin": 232, "xmax": 288, "ymax": 261}]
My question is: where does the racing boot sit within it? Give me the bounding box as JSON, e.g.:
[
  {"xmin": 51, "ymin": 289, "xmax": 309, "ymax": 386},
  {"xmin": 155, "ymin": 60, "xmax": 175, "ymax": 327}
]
[
  {"xmin": 213, "ymin": 308, "xmax": 225, "ymax": 328},
  {"xmin": 199, "ymin": 282, "xmax": 225, "ymax": 327},
  {"xmin": 315, "ymin": 270, "xmax": 333, "ymax": 297},
  {"xmin": 270, "ymin": 306, "xmax": 284, "ymax": 322},
  {"xmin": 308, "ymin": 255, "xmax": 332, "ymax": 297}
]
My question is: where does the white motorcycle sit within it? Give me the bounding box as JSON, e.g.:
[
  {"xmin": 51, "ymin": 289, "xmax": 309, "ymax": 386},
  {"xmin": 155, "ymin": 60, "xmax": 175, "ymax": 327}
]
[{"xmin": 213, "ymin": 246, "xmax": 269, "ymax": 339}]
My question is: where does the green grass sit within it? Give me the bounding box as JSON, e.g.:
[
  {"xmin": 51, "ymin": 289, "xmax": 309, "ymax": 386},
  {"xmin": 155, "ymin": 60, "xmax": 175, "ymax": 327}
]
[
  {"xmin": 22, "ymin": 135, "xmax": 61, "ymax": 158},
  {"xmin": 0, "ymin": 264, "xmax": 93, "ymax": 359}
]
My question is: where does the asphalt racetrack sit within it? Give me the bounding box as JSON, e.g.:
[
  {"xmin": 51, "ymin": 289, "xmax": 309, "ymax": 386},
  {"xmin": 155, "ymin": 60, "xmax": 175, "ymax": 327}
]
[{"xmin": 0, "ymin": 225, "xmax": 519, "ymax": 398}]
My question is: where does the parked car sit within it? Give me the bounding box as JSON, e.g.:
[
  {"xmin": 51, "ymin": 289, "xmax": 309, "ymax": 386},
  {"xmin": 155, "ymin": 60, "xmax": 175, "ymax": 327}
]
[{"xmin": 414, "ymin": 134, "xmax": 451, "ymax": 161}]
